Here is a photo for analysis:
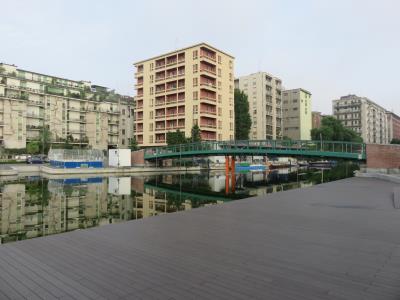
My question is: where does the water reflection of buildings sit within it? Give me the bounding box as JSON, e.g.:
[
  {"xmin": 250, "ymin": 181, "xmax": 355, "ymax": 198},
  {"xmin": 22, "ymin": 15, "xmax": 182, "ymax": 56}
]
[
  {"xmin": 0, "ymin": 177, "xmax": 133, "ymax": 243},
  {"xmin": 0, "ymin": 170, "xmax": 316, "ymax": 244}
]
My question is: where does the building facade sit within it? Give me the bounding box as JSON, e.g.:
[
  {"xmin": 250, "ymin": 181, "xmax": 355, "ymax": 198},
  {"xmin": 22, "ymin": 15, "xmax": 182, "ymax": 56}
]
[
  {"xmin": 282, "ymin": 89, "xmax": 312, "ymax": 140},
  {"xmin": 386, "ymin": 112, "xmax": 400, "ymax": 143},
  {"xmin": 133, "ymin": 43, "xmax": 235, "ymax": 147},
  {"xmin": 332, "ymin": 95, "xmax": 388, "ymax": 144},
  {"xmin": 0, "ymin": 63, "xmax": 134, "ymax": 150},
  {"xmin": 312, "ymin": 111, "xmax": 322, "ymax": 129},
  {"xmin": 234, "ymin": 72, "xmax": 282, "ymax": 140}
]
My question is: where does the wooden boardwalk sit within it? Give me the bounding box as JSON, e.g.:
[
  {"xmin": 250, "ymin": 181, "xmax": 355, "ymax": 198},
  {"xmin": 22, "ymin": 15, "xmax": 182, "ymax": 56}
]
[{"xmin": 1, "ymin": 177, "xmax": 400, "ymax": 299}]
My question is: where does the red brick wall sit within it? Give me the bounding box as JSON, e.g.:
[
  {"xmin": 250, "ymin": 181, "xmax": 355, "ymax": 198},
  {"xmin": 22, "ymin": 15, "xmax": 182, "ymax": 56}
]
[
  {"xmin": 131, "ymin": 150, "xmax": 145, "ymax": 166},
  {"xmin": 366, "ymin": 144, "xmax": 400, "ymax": 169}
]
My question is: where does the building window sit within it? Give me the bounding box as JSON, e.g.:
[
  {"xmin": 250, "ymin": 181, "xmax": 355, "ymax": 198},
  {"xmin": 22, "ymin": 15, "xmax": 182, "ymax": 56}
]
[
  {"xmin": 193, "ymin": 78, "xmax": 198, "ymax": 87},
  {"xmin": 230, "ymin": 110, "xmax": 233, "ymax": 118},
  {"xmin": 218, "ymin": 55, "xmax": 221, "ymax": 64},
  {"xmin": 122, "ymin": 109, "xmax": 125, "ymax": 115},
  {"xmin": 193, "ymin": 64, "xmax": 198, "ymax": 73},
  {"xmin": 150, "ymin": 123, "xmax": 153, "ymax": 131},
  {"xmin": 150, "ymin": 63, "xmax": 154, "ymax": 71},
  {"xmin": 149, "ymin": 135, "xmax": 153, "ymax": 143},
  {"xmin": 193, "ymin": 91, "xmax": 198, "ymax": 100},
  {"xmin": 218, "ymin": 108, "xmax": 222, "ymax": 116},
  {"xmin": 122, "ymin": 139, "xmax": 125, "ymax": 145},
  {"xmin": 150, "ymin": 111, "xmax": 153, "ymax": 119},
  {"xmin": 150, "ymin": 87, "xmax": 154, "ymax": 95},
  {"xmin": 193, "ymin": 105, "xmax": 198, "ymax": 114},
  {"xmin": 122, "ymin": 129, "xmax": 125, "ymax": 135},
  {"xmin": 150, "ymin": 74, "xmax": 154, "ymax": 83},
  {"xmin": 193, "ymin": 50, "xmax": 198, "ymax": 59},
  {"xmin": 218, "ymin": 69, "xmax": 221, "ymax": 77}
]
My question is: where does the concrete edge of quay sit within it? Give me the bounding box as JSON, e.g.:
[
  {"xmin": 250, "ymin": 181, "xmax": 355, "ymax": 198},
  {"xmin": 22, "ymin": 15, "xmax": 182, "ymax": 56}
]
[{"xmin": 355, "ymin": 170, "xmax": 400, "ymax": 184}]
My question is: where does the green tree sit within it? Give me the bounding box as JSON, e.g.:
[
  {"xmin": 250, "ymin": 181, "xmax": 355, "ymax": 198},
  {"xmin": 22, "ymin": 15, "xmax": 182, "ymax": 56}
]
[
  {"xmin": 166, "ymin": 130, "xmax": 187, "ymax": 145},
  {"xmin": 129, "ymin": 137, "xmax": 139, "ymax": 151},
  {"xmin": 390, "ymin": 138, "xmax": 400, "ymax": 144},
  {"xmin": 38, "ymin": 127, "xmax": 52, "ymax": 154},
  {"xmin": 26, "ymin": 141, "xmax": 40, "ymax": 154},
  {"xmin": 311, "ymin": 116, "xmax": 362, "ymax": 142},
  {"xmin": 234, "ymin": 89, "xmax": 251, "ymax": 140},
  {"xmin": 190, "ymin": 124, "xmax": 202, "ymax": 143}
]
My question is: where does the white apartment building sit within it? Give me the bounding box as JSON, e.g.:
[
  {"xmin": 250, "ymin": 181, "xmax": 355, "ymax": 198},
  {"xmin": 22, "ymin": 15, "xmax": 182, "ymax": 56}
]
[
  {"xmin": 332, "ymin": 94, "xmax": 388, "ymax": 144},
  {"xmin": 235, "ymin": 72, "xmax": 282, "ymax": 140},
  {"xmin": 0, "ymin": 63, "xmax": 134, "ymax": 150}
]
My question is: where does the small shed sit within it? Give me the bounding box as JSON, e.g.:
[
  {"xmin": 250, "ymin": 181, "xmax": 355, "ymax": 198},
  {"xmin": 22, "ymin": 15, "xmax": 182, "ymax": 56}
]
[{"xmin": 108, "ymin": 149, "xmax": 131, "ymax": 167}]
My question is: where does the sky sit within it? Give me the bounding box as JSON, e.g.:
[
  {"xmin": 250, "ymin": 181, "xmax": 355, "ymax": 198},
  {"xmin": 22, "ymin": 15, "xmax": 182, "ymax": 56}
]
[{"xmin": 1, "ymin": 0, "xmax": 399, "ymax": 115}]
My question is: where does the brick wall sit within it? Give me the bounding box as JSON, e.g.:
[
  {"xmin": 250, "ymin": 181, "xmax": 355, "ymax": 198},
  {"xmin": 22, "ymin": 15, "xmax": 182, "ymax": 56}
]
[
  {"xmin": 131, "ymin": 149, "xmax": 145, "ymax": 166},
  {"xmin": 366, "ymin": 144, "xmax": 400, "ymax": 169}
]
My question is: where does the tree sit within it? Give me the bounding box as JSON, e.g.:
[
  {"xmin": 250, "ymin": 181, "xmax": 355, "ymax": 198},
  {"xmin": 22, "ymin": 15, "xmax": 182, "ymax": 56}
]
[
  {"xmin": 166, "ymin": 130, "xmax": 186, "ymax": 146},
  {"xmin": 234, "ymin": 89, "xmax": 251, "ymax": 140},
  {"xmin": 26, "ymin": 141, "xmax": 40, "ymax": 154},
  {"xmin": 311, "ymin": 116, "xmax": 362, "ymax": 142},
  {"xmin": 129, "ymin": 137, "xmax": 139, "ymax": 151},
  {"xmin": 390, "ymin": 138, "xmax": 400, "ymax": 144},
  {"xmin": 190, "ymin": 124, "xmax": 202, "ymax": 143},
  {"xmin": 38, "ymin": 127, "xmax": 52, "ymax": 154}
]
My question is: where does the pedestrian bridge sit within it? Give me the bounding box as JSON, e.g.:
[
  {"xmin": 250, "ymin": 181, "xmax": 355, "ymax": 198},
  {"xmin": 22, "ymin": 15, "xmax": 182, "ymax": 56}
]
[{"xmin": 143, "ymin": 140, "xmax": 366, "ymax": 161}]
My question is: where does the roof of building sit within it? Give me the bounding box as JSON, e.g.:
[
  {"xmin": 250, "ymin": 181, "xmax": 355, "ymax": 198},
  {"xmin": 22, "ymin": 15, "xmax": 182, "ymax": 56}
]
[
  {"xmin": 283, "ymin": 88, "xmax": 311, "ymax": 95},
  {"xmin": 133, "ymin": 42, "xmax": 234, "ymax": 65}
]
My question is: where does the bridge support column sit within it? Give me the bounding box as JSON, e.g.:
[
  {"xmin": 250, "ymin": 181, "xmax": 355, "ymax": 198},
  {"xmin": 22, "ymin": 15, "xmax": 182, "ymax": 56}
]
[
  {"xmin": 225, "ymin": 156, "xmax": 230, "ymax": 194},
  {"xmin": 231, "ymin": 156, "xmax": 236, "ymax": 193}
]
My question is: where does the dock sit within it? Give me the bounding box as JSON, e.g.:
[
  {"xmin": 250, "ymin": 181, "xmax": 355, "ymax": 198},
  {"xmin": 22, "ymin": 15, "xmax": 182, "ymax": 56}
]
[{"xmin": 0, "ymin": 177, "xmax": 399, "ymax": 299}]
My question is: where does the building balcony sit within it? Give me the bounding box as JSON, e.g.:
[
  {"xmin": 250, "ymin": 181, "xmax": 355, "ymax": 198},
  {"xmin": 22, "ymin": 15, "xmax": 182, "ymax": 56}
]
[
  {"xmin": 27, "ymin": 101, "xmax": 45, "ymax": 107},
  {"xmin": 200, "ymin": 110, "xmax": 217, "ymax": 116},
  {"xmin": 200, "ymin": 54, "xmax": 216, "ymax": 64},
  {"xmin": 166, "ymin": 60, "xmax": 177, "ymax": 67},
  {"xmin": 108, "ymin": 118, "xmax": 119, "ymax": 124},
  {"xmin": 165, "ymin": 113, "xmax": 177, "ymax": 119},
  {"xmin": 200, "ymin": 96, "xmax": 216, "ymax": 103},
  {"xmin": 155, "ymin": 139, "xmax": 166, "ymax": 144},
  {"xmin": 108, "ymin": 131, "xmax": 119, "ymax": 136},
  {"xmin": 200, "ymin": 83, "xmax": 217, "ymax": 91},
  {"xmin": 155, "ymin": 89, "xmax": 165, "ymax": 94},
  {"xmin": 200, "ymin": 124, "xmax": 217, "ymax": 129},
  {"xmin": 155, "ymin": 63, "xmax": 166, "ymax": 70},
  {"xmin": 155, "ymin": 76, "xmax": 166, "ymax": 82},
  {"xmin": 108, "ymin": 110, "xmax": 120, "ymax": 115},
  {"xmin": 135, "ymin": 82, "xmax": 143, "ymax": 88},
  {"xmin": 135, "ymin": 128, "xmax": 143, "ymax": 133},
  {"xmin": 26, "ymin": 113, "xmax": 44, "ymax": 119},
  {"xmin": 155, "ymin": 127, "xmax": 165, "ymax": 132},
  {"xmin": 155, "ymin": 101, "xmax": 165, "ymax": 106},
  {"xmin": 200, "ymin": 69, "xmax": 217, "ymax": 77},
  {"xmin": 155, "ymin": 114, "xmax": 165, "ymax": 119}
]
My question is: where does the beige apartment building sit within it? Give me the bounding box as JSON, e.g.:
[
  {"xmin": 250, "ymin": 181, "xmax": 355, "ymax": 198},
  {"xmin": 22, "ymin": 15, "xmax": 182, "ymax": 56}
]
[
  {"xmin": 133, "ymin": 43, "xmax": 235, "ymax": 147},
  {"xmin": 0, "ymin": 63, "xmax": 134, "ymax": 151},
  {"xmin": 234, "ymin": 72, "xmax": 282, "ymax": 140},
  {"xmin": 282, "ymin": 89, "xmax": 312, "ymax": 140},
  {"xmin": 332, "ymin": 94, "xmax": 388, "ymax": 144}
]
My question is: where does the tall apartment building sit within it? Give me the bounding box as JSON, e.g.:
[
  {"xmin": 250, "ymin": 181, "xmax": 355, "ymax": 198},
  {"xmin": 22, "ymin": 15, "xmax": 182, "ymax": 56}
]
[
  {"xmin": 386, "ymin": 111, "xmax": 400, "ymax": 142},
  {"xmin": 0, "ymin": 63, "xmax": 134, "ymax": 150},
  {"xmin": 234, "ymin": 72, "xmax": 282, "ymax": 140},
  {"xmin": 133, "ymin": 43, "xmax": 235, "ymax": 147},
  {"xmin": 332, "ymin": 95, "xmax": 388, "ymax": 144},
  {"xmin": 282, "ymin": 89, "xmax": 312, "ymax": 140}
]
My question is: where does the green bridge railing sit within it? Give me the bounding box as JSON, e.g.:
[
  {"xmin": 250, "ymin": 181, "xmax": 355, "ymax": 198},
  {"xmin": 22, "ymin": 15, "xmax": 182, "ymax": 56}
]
[{"xmin": 144, "ymin": 140, "xmax": 366, "ymax": 160}]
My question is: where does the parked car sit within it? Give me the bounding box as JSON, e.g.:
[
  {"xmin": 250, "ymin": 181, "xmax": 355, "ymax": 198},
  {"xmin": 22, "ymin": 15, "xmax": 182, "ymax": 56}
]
[{"xmin": 27, "ymin": 155, "xmax": 47, "ymax": 164}]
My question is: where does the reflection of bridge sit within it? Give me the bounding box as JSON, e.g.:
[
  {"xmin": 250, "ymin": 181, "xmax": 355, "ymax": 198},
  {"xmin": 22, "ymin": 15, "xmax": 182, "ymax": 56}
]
[
  {"xmin": 144, "ymin": 183, "xmax": 239, "ymax": 202},
  {"xmin": 144, "ymin": 140, "xmax": 366, "ymax": 160}
]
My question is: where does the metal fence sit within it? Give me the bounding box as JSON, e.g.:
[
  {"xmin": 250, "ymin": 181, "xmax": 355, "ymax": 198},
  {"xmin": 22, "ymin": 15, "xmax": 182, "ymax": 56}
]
[{"xmin": 48, "ymin": 149, "xmax": 104, "ymax": 168}]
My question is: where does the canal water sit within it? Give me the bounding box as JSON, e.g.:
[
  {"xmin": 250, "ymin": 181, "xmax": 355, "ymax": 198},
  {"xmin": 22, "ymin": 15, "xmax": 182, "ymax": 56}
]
[{"xmin": 0, "ymin": 162, "xmax": 358, "ymax": 244}]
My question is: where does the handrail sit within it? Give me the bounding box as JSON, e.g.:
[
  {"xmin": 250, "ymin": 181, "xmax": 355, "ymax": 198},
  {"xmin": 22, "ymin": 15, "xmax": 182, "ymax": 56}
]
[{"xmin": 143, "ymin": 140, "xmax": 366, "ymax": 160}]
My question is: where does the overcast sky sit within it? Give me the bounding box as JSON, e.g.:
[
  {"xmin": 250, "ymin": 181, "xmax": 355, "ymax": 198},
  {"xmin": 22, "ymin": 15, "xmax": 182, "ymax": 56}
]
[{"xmin": 1, "ymin": 0, "xmax": 399, "ymax": 115}]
